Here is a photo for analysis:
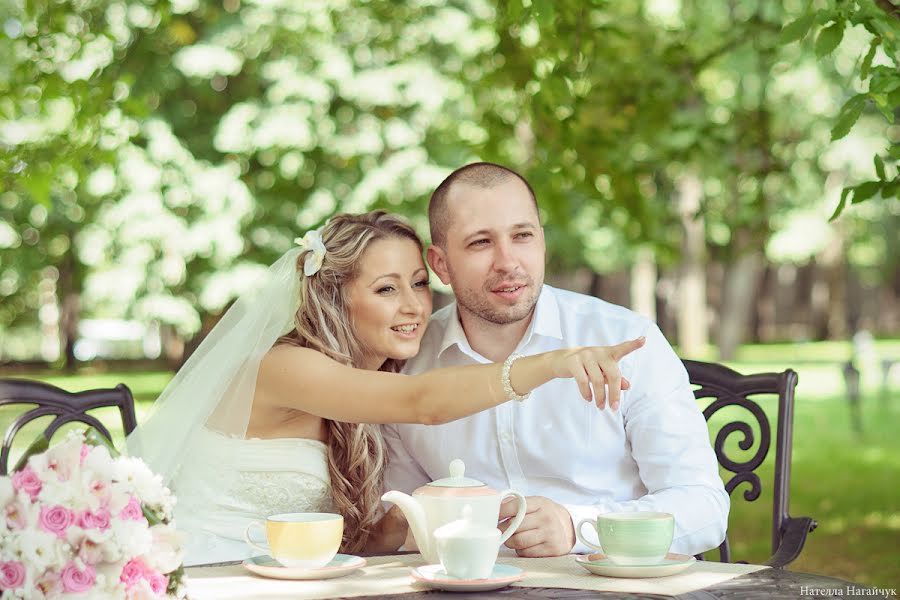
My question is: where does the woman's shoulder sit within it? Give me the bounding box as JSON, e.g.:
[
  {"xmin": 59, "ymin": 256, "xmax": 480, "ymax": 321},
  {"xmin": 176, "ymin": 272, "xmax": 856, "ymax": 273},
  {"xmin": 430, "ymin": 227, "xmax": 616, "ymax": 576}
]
[{"xmin": 263, "ymin": 343, "xmax": 329, "ymax": 365}]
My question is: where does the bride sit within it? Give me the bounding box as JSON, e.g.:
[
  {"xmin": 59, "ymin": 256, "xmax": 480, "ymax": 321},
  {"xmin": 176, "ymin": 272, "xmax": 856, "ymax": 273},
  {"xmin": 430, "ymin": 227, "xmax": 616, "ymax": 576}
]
[{"xmin": 126, "ymin": 210, "xmax": 643, "ymax": 566}]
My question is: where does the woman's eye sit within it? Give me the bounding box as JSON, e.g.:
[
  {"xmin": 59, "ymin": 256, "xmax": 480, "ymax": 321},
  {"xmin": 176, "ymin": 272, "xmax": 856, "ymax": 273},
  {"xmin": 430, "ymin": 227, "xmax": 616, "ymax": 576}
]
[
  {"xmin": 377, "ymin": 286, "xmax": 396, "ymax": 294},
  {"xmin": 414, "ymin": 279, "xmax": 430, "ymax": 288}
]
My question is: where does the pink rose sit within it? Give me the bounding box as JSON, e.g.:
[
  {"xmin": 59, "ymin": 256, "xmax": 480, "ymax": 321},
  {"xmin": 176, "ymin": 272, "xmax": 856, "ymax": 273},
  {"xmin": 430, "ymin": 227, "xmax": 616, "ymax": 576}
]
[
  {"xmin": 78, "ymin": 507, "xmax": 111, "ymax": 531},
  {"xmin": 147, "ymin": 570, "xmax": 169, "ymax": 595},
  {"xmin": 80, "ymin": 444, "xmax": 90, "ymax": 465},
  {"xmin": 119, "ymin": 495, "xmax": 144, "ymax": 521},
  {"xmin": 61, "ymin": 561, "xmax": 96, "ymax": 593},
  {"xmin": 0, "ymin": 561, "xmax": 26, "ymax": 590},
  {"xmin": 38, "ymin": 504, "xmax": 76, "ymax": 538},
  {"xmin": 11, "ymin": 466, "xmax": 42, "ymax": 501},
  {"xmin": 120, "ymin": 558, "xmax": 146, "ymax": 588}
]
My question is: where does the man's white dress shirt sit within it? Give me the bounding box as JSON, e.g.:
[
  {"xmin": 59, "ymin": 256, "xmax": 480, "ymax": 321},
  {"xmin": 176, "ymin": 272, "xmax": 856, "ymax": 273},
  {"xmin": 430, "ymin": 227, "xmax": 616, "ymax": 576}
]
[{"xmin": 382, "ymin": 285, "xmax": 729, "ymax": 555}]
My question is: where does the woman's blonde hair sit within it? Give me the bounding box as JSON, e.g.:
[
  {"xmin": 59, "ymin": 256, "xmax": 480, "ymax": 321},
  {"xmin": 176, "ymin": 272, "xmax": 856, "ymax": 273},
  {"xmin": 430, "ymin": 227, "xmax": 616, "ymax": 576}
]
[{"xmin": 278, "ymin": 210, "xmax": 425, "ymax": 552}]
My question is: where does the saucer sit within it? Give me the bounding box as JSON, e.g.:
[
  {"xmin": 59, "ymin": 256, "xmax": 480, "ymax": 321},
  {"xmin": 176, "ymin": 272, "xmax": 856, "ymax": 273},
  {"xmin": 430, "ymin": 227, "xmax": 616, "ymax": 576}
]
[
  {"xmin": 242, "ymin": 554, "xmax": 365, "ymax": 580},
  {"xmin": 410, "ymin": 564, "xmax": 525, "ymax": 592},
  {"xmin": 575, "ymin": 553, "xmax": 696, "ymax": 578}
]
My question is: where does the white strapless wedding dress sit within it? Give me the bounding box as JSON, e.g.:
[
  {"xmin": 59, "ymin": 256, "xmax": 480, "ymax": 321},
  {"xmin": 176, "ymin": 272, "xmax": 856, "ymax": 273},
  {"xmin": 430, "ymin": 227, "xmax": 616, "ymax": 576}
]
[{"xmin": 171, "ymin": 427, "xmax": 334, "ymax": 566}]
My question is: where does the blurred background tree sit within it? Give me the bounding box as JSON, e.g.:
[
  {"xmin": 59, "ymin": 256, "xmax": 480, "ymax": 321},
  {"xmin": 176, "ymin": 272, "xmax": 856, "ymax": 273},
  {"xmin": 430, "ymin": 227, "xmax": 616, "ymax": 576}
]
[{"xmin": 1, "ymin": 0, "xmax": 897, "ymax": 366}]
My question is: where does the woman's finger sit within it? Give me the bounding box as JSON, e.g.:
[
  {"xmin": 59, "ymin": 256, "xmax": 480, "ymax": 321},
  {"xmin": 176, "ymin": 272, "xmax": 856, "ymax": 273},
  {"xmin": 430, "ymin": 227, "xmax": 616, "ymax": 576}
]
[
  {"xmin": 600, "ymin": 357, "xmax": 622, "ymax": 410},
  {"xmin": 569, "ymin": 357, "xmax": 593, "ymax": 402},
  {"xmin": 582, "ymin": 358, "xmax": 607, "ymax": 410},
  {"xmin": 609, "ymin": 336, "xmax": 646, "ymax": 360}
]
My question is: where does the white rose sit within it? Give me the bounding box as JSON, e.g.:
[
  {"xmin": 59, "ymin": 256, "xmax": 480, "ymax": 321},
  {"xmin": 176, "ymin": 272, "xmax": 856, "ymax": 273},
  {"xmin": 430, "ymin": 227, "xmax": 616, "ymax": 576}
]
[
  {"xmin": 124, "ymin": 579, "xmax": 157, "ymax": 600},
  {"xmin": 146, "ymin": 523, "xmax": 186, "ymax": 573},
  {"xmin": 112, "ymin": 458, "xmax": 161, "ymax": 502},
  {"xmin": 17, "ymin": 528, "xmax": 66, "ymax": 573},
  {"xmin": 83, "ymin": 447, "xmax": 116, "ymax": 482},
  {"xmin": 111, "ymin": 519, "xmax": 152, "ymax": 559}
]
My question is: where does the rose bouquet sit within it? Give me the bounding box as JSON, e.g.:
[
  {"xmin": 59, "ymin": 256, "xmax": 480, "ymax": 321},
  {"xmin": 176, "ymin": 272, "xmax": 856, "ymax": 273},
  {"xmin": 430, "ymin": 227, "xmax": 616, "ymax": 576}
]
[{"xmin": 0, "ymin": 430, "xmax": 187, "ymax": 599}]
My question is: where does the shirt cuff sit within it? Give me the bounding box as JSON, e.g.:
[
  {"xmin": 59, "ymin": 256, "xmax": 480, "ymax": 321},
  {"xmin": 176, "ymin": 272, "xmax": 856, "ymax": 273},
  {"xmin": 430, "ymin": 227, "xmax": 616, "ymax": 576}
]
[{"xmin": 563, "ymin": 503, "xmax": 605, "ymax": 554}]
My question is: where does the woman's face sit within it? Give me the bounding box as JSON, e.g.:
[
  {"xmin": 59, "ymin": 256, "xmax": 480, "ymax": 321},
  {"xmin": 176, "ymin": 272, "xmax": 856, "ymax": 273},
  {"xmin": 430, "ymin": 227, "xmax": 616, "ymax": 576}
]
[{"xmin": 348, "ymin": 237, "xmax": 432, "ymax": 369}]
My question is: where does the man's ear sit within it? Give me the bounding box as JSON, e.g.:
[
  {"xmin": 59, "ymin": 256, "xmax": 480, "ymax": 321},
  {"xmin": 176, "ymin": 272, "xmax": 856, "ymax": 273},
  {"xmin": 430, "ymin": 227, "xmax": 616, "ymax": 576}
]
[{"xmin": 426, "ymin": 245, "xmax": 452, "ymax": 285}]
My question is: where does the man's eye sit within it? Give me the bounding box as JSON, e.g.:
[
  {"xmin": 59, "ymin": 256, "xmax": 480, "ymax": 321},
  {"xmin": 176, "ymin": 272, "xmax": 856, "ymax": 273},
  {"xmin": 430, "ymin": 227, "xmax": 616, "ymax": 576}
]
[
  {"xmin": 515, "ymin": 232, "xmax": 534, "ymax": 239},
  {"xmin": 469, "ymin": 239, "xmax": 489, "ymax": 247}
]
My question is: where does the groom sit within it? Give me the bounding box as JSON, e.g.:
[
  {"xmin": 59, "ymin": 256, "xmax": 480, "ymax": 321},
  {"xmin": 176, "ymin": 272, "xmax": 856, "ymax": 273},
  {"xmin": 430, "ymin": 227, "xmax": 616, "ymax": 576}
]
[{"xmin": 382, "ymin": 162, "xmax": 729, "ymax": 557}]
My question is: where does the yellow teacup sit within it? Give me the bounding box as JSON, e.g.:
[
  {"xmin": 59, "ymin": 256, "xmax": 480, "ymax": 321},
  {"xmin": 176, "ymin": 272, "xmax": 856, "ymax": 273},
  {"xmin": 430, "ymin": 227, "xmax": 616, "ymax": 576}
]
[{"xmin": 244, "ymin": 512, "xmax": 343, "ymax": 568}]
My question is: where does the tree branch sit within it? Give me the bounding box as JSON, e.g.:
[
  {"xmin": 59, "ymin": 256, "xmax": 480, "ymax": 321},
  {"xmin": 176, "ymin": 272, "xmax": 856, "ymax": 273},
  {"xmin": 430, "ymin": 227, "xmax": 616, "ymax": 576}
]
[
  {"xmin": 874, "ymin": 0, "xmax": 900, "ymax": 21},
  {"xmin": 691, "ymin": 35, "xmax": 748, "ymax": 71}
]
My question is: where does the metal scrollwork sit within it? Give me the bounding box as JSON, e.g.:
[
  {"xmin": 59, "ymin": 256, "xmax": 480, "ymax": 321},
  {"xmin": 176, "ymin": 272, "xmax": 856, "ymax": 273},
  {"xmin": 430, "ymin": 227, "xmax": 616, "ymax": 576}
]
[{"xmin": 703, "ymin": 394, "xmax": 771, "ymax": 503}]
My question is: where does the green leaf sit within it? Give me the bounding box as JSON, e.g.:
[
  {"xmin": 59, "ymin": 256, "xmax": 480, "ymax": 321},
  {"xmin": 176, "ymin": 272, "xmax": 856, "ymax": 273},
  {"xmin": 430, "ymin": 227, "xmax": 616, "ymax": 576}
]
[
  {"xmin": 882, "ymin": 179, "xmax": 899, "ymax": 200},
  {"xmin": 779, "ymin": 13, "xmax": 815, "ymax": 44},
  {"xmin": 869, "ymin": 74, "xmax": 900, "ymax": 94},
  {"xmin": 532, "ymin": 0, "xmax": 555, "ymax": 27},
  {"xmin": 881, "ymin": 176, "xmax": 900, "ymax": 198},
  {"xmin": 860, "ymin": 37, "xmax": 880, "ymax": 81},
  {"xmin": 829, "ymin": 187, "xmax": 852, "ymax": 222},
  {"xmin": 84, "ymin": 427, "xmax": 121, "ymax": 457},
  {"xmin": 851, "ymin": 181, "xmax": 882, "ymax": 204},
  {"xmin": 875, "ymin": 155, "xmax": 886, "ymax": 180},
  {"xmin": 890, "ymin": 145, "xmax": 900, "ymax": 160},
  {"xmin": 11, "ymin": 433, "xmax": 50, "ymax": 473},
  {"xmin": 889, "ymin": 88, "xmax": 900, "ymax": 109},
  {"xmin": 815, "ymin": 20, "xmax": 845, "ymax": 58},
  {"xmin": 831, "ymin": 95, "xmax": 866, "ymax": 140},
  {"xmin": 872, "ymin": 95, "xmax": 895, "ymax": 122}
]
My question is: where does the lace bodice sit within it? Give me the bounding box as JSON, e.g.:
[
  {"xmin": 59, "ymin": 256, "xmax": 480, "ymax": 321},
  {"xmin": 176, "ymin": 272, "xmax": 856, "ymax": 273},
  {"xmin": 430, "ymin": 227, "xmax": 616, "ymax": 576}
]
[{"xmin": 172, "ymin": 427, "xmax": 334, "ymax": 566}]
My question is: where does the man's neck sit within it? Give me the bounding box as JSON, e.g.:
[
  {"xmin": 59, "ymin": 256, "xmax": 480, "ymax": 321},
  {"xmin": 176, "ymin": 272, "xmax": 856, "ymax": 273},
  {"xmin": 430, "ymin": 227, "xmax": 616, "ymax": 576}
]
[{"xmin": 457, "ymin": 307, "xmax": 534, "ymax": 363}]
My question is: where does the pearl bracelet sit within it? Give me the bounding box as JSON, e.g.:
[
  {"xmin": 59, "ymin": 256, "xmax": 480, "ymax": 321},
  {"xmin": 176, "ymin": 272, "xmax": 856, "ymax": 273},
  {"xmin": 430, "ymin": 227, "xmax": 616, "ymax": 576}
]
[{"xmin": 501, "ymin": 353, "xmax": 530, "ymax": 402}]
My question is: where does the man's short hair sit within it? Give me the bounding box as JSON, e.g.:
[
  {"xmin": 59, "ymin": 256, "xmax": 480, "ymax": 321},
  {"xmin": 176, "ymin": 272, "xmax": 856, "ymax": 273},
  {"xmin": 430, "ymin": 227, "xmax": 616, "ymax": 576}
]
[{"xmin": 428, "ymin": 162, "xmax": 538, "ymax": 248}]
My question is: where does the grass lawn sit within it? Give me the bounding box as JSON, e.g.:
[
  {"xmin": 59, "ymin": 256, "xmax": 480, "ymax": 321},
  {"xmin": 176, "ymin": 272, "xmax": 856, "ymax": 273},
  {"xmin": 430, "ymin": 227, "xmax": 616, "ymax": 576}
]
[{"xmin": 2, "ymin": 339, "xmax": 898, "ymax": 588}]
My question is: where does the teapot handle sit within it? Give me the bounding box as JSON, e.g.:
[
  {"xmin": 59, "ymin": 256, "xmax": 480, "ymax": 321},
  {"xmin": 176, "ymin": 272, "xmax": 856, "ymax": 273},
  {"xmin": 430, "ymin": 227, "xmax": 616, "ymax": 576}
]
[{"xmin": 497, "ymin": 490, "xmax": 527, "ymax": 545}]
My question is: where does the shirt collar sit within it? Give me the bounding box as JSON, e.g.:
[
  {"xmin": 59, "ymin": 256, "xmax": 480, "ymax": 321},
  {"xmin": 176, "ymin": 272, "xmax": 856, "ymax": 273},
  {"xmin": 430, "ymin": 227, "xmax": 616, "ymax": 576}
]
[{"xmin": 436, "ymin": 284, "xmax": 563, "ymax": 360}]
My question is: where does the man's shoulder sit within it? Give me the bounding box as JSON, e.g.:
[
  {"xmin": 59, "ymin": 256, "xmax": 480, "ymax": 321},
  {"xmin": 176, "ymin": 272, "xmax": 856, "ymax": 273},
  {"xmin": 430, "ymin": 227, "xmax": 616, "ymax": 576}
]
[
  {"xmin": 547, "ymin": 285, "xmax": 653, "ymax": 329},
  {"xmin": 403, "ymin": 301, "xmax": 456, "ymax": 374},
  {"xmin": 422, "ymin": 301, "xmax": 456, "ymax": 341}
]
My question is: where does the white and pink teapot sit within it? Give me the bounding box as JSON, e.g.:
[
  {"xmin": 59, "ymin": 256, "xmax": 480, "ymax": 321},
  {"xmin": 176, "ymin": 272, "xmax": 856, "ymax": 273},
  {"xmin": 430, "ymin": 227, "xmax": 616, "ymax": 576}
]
[{"xmin": 381, "ymin": 459, "xmax": 527, "ymax": 564}]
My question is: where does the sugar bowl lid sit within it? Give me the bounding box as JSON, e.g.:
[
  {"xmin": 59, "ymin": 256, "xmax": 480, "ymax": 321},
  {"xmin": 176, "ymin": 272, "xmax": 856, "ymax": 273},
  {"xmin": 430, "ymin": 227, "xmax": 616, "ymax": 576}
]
[{"xmin": 433, "ymin": 504, "xmax": 500, "ymax": 540}]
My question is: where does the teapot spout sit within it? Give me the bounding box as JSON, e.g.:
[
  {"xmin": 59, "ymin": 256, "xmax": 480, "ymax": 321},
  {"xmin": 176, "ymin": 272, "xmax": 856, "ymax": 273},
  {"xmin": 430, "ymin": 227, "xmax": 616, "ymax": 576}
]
[{"xmin": 381, "ymin": 491, "xmax": 434, "ymax": 562}]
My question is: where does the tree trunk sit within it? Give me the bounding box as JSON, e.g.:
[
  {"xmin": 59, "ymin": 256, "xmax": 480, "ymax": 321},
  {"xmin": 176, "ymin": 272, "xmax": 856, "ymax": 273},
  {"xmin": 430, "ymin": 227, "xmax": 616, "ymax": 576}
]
[
  {"xmin": 630, "ymin": 247, "xmax": 657, "ymax": 320},
  {"xmin": 676, "ymin": 173, "xmax": 708, "ymax": 357},
  {"xmin": 57, "ymin": 251, "xmax": 81, "ymax": 372},
  {"xmin": 820, "ymin": 230, "xmax": 848, "ymax": 340},
  {"xmin": 717, "ymin": 250, "xmax": 764, "ymax": 360}
]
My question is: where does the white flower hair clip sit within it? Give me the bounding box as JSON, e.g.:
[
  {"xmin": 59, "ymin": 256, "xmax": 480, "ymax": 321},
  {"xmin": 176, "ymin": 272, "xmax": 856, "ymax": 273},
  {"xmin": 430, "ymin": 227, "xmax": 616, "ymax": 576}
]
[{"xmin": 293, "ymin": 229, "xmax": 327, "ymax": 276}]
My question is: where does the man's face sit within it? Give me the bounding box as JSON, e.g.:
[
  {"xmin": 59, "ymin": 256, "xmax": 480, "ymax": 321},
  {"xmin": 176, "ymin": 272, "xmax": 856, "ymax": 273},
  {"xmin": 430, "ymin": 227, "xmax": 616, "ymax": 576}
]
[{"xmin": 428, "ymin": 178, "xmax": 545, "ymax": 326}]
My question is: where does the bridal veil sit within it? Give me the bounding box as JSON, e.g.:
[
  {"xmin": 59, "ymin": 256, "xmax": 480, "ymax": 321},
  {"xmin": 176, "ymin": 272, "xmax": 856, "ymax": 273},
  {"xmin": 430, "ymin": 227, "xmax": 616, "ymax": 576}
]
[{"xmin": 126, "ymin": 248, "xmax": 303, "ymax": 485}]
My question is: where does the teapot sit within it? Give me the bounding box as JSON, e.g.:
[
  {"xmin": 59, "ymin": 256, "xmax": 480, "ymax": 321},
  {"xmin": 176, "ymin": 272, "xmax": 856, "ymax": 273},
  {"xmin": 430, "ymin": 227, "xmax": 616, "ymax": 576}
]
[{"xmin": 381, "ymin": 459, "xmax": 526, "ymax": 564}]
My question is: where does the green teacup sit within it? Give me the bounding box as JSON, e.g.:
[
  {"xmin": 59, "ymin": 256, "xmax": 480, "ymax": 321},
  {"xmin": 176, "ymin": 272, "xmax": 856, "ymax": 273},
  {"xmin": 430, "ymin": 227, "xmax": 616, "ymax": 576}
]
[{"xmin": 576, "ymin": 511, "xmax": 674, "ymax": 566}]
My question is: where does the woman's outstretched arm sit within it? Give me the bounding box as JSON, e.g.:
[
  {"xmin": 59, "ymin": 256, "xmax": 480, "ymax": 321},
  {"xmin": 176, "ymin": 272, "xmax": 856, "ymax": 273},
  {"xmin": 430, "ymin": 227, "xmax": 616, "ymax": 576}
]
[{"xmin": 256, "ymin": 336, "xmax": 645, "ymax": 425}]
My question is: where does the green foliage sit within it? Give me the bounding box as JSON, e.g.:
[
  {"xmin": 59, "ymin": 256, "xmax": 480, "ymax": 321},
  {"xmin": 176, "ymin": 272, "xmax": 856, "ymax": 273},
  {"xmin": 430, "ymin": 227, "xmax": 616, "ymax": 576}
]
[
  {"xmin": 2, "ymin": 0, "xmax": 897, "ymax": 349},
  {"xmin": 779, "ymin": 1, "xmax": 900, "ymax": 219}
]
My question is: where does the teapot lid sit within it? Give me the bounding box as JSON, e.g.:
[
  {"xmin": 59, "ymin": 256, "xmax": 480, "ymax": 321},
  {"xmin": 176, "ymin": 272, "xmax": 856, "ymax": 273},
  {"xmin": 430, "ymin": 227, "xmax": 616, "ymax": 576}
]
[
  {"xmin": 427, "ymin": 459, "xmax": 483, "ymax": 488},
  {"xmin": 433, "ymin": 504, "xmax": 500, "ymax": 540}
]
